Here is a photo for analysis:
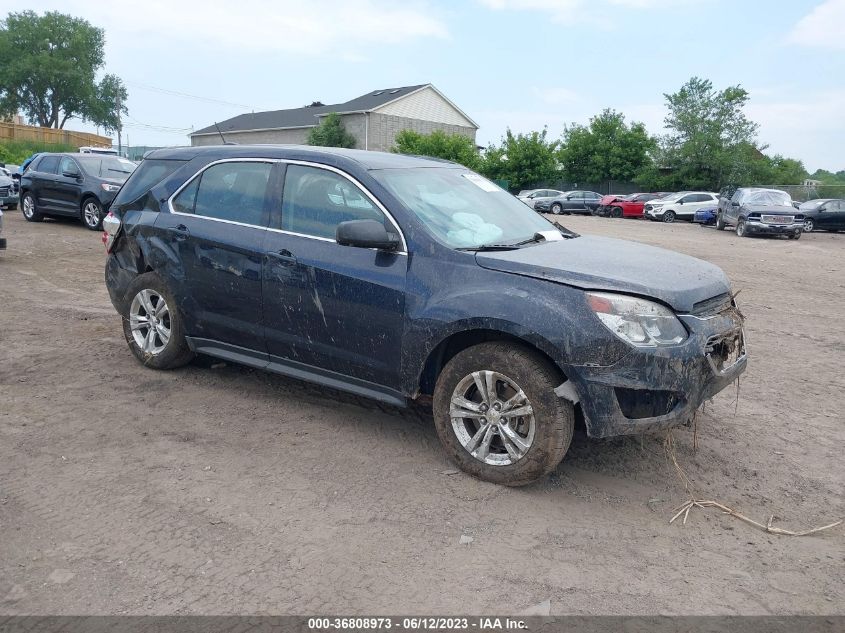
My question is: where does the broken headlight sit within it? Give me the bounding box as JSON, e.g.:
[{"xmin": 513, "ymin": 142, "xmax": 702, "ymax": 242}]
[{"xmin": 586, "ymin": 292, "xmax": 687, "ymax": 348}]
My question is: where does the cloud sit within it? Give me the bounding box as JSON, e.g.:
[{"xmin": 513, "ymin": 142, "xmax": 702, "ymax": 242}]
[
  {"xmin": 532, "ymin": 86, "xmax": 581, "ymax": 105},
  {"xmin": 477, "ymin": 0, "xmax": 698, "ymax": 23},
  {"xmin": 788, "ymin": 0, "xmax": 845, "ymax": 50},
  {"xmin": 41, "ymin": 0, "xmax": 449, "ymax": 56}
]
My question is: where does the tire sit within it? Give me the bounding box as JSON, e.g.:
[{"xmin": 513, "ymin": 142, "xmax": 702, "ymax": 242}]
[
  {"xmin": 550, "ymin": 203, "xmax": 563, "ymax": 215},
  {"xmin": 611, "ymin": 207, "xmax": 623, "ymax": 218},
  {"xmin": 715, "ymin": 212, "xmax": 726, "ymax": 231},
  {"xmin": 736, "ymin": 219, "xmax": 747, "ymax": 237},
  {"xmin": 803, "ymin": 219, "xmax": 814, "ymax": 232},
  {"xmin": 662, "ymin": 210, "xmax": 676, "ymax": 223},
  {"xmin": 788, "ymin": 231, "xmax": 802, "ymax": 240},
  {"xmin": 81, "ymin": 197, "xmax": 104, "ymax": 231},
  {"xmin": 432, "ymin": 342, "xmax": 574, "ymax": 486},
  {"xmin": 21, "ymin": 192, "xmax": 43, "ymax": 222},
  {"xmin": 121, "ymin": 272, "xmax": 195, "ymax": 370}
]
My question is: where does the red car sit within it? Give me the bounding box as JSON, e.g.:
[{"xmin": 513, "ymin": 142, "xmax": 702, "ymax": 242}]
[
  {"xmin": 593, "ymin": 194, "xmax": 629, "ymax": 216},
  {"xmin": 604, "ymin": 192, "xmax": 658, "ymax": 218}
]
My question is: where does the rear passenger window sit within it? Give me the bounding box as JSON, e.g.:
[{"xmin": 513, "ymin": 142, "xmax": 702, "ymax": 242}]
[
  {"xmin": 281, "ymin": 165, "xmax": 385, "ymax": 240},
  {"xmin": 172, "ymin": 161, "xmax": 272, "ymax": 227},
  {"xmin": 37, "ymin": 156, "xmax": 60, "ymax": 174}
]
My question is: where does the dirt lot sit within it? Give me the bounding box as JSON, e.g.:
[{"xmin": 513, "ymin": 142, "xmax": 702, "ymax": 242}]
[{"xmin": 0, "ymin": 210, "xmax": 842, "ymax": 616}]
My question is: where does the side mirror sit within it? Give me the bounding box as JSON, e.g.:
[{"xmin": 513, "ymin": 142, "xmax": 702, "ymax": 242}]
[
  {"xmin": 678, "ymin": 199, "xmax": 685, "ymax": 205},
  {"xmin": 336, "ymin": 219, "xmax": 400, "ymax": 251},
  {"xmin": 63, "ymin": 169, "xmax": 80, "ymax": 179},
  {"xmin": 731, "ymin": 201, "xmax": 740, "ymax": 207}
]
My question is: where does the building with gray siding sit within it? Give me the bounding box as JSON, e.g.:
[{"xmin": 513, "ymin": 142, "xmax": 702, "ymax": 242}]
[{"xmin": 190, "ymin": 84, "xmax": 478, "ymax": 150}]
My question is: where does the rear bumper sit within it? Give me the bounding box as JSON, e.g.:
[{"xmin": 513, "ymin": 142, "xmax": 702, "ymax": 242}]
[{"xmin": 564, "ymin": 307, "xmax": 747, "ymax": 438}]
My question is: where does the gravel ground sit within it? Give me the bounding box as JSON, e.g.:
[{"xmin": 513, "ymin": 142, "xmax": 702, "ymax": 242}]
[{"xmin": 0, "ymin": 210, "xmax": 842, "ymax": 615}]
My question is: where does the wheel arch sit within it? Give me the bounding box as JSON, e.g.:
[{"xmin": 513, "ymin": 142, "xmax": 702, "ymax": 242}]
[{"xmin": 415, "ymin": 327, "xmax": 566, "ymax": 398}]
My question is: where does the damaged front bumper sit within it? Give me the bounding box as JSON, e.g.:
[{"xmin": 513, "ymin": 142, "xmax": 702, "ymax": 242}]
[{"xmin": 561, "ymin": 306, "xmax": 747, "ymax": 438}]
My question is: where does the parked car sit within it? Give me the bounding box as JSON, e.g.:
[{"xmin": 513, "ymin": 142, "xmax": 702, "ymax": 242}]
[
  {"xmin": 798, "ymin": 199, "xmax": 845, "ymax": 232},
  {"xmin": 693, "ymin": 206, "xmax": 717, "ymax": 226},
  {"xmin": 517, "ymin": 189, "xmax": 564, "ymax": 209},
  {"xmin": 600, "ymin": 193, "xmax": 656, "ymax": 219},
  {"xmin": 102, "ymin": 145, "xmax": 747, "ymax": 486},
  {"xmin": 4, "ymin": 165, "xmax": 22, "ymax": 194},
  {"xmin": 644, "ymin": 192, "xmax": 719, "ymax": 223},
  {"xmin": 716, "ymin": 188, "xmax": 804, "ymax": 239},
  {"xmin": 19, "ymin": 153, "xmax": 136, "ymax": 230},
  {"xmin": 79, "ymin": 145, "xmax": 119, "ymax": 156},
  {"xmin": 538, "ymin": 190, "xmax": 603, "ymax": 215},
  {"xmin": 0, "ymin": 167, "xmax": 18, "ymax": 210},
  {"xmin": 594, "ymin": 194, "xmax": 629, "ymax": 216}
]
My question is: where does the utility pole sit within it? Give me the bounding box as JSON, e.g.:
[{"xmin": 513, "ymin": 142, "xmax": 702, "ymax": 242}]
[{"xmin": 116, "ymin": 93, "xmax": 122, "ymax": 156}]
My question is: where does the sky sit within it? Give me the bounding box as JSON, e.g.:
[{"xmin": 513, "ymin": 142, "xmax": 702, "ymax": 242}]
[{"xmin": 5, "ymin": 0, "xmax": 844, "ymax": 171}]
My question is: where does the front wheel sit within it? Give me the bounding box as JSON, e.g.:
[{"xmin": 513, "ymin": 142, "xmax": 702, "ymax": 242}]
[
  {"xmin": 121, "ymin": 272, "xmax": 195, "ymax": 369},
  {"xmin": 788, "ymin": 231, "xmax": 802, "ymax": 240},
  {"xmin": 715, "ymin": 212, "xmax": 726, "ymax": 230},
  {"xmin": 21, "ymin": 193, "xmax": 43, "ymax": 222},
  {"xmin": 803, "ymin": 219, "xmax": 814, "ymax": 232},
  {"xmin": 611, "ymin": 207, "xmax": 623, "ymax": 218},
  {"xmin": 736, "ymin": 219, "xmax": 748, "ymax": 237},
  {"xmin": 662, "ymin": 210, "xmax": 676, "ymax": 223},
  {"xmin": 81, "ymin": 198, "xmax": 104, "ymax": 231},
  {"xmin": 433, "ymin": 342, "xmax": 574, "ymax": 486},
  {"xmin": 550, "ymin": 203, "xmax": 562, "ymax": 215}
]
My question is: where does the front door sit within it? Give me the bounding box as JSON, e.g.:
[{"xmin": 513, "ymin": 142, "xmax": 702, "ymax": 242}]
[
  {"xmin": 56, "ymin": 156, "xmax": 83, "ymax": 214},
  {"xmin": 156, "ymin": 159, "xmax": 275, "ymax": 353},
  {"xmin": 262, "ymin": 163, "xmax": 407, "ymax": 391}
]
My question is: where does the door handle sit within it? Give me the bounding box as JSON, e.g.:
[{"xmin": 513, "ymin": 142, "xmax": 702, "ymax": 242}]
[
  {"xmin": 267, "ymin": 249, "xmax": 297, "ymax": 265},
  {"xmin": 173, "ymin": 224, "xmax": 190, "ymax": 241}
]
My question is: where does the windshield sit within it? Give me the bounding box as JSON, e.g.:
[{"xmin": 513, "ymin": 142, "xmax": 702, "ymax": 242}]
[
  {"xmin": 372, "ymin": 167, "xmax": 559, "ymax": 248},
  {"xmin": 799, "ymin": 200, "xmax": 826, "ymax": 210},
  {"xmin": 742, "ymin": 190, "xmax": 792, "ymax": 206},
  {"xmin": 76, "ymin": 156, "xmax": 137, "ymax": 180}
]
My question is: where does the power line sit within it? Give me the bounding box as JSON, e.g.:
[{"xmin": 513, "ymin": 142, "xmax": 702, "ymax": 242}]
[{"xmin": 126, "ymin": 80, "xmax": 256, "ymax": 110}]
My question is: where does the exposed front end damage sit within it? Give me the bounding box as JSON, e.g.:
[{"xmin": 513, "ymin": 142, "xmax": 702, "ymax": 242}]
[{"xmin": 561, "ymin": 303, "xmax": 746, "ymax": 438}]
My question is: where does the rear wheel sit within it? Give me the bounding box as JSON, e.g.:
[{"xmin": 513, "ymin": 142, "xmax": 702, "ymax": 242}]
[
  {"xmin": 21, "ymin": 192, "xmax": 43, "ymax": 222},
  {"xmin": 433, "ymin": 342, "xmax": 574, "ymax": 486},
  {"xmin": 121, "ymin": 272, "xmax": 194, "ymax": 369}
]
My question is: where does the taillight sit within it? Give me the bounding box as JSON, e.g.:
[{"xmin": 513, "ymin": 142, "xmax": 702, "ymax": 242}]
[{"xmin": 102, "ymin": 211, "xmax": 121, "ymax": 253}]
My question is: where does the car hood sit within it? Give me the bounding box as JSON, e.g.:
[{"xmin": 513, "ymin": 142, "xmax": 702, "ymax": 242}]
[
  {"xmin": 744, "ymin": 204, "xmax": 796, "ymax": 214},
  {"xmin": 475, "ymin": 235, "xmax": 730, "ymax": 313}
]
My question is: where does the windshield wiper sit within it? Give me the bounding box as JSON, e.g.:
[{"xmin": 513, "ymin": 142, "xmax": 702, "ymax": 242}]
[
  {"xmin": 455, "ymin": 244, "xmax": 522, "ymax": 251},
  {"xmin": 553, "ymin": 222, "xmax": 580, "ymax": 238}
]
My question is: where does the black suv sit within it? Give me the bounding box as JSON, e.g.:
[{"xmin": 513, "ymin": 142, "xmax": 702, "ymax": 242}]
[
  {"xmin": 19, "ymin": 153, "xmax": 136, "ymax": 230},
  {"xmin": 103, "ymin": 145, "xmax": 747, "ymax": 486}
]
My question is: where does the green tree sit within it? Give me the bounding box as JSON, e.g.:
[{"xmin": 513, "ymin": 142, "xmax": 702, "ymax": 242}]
[
  {"xmin": 480, "ymin": 128, "xmax": 560, "ymax": 191},
  {"xmin": 761, "ymin": 155, "xmax": 807, "ymax": 185},
  {"xmin": 660, "ymin": 77, "xmax": 760, "ymax": 190},
  {"xmin": 306, "ymin": 112, "xmax": 357, "ymax": 148},
  {"xmin": 392, "ymin": 129, "xmax": 481, "ymax": 170},
  {"xmin": 560, "ymin": 109, "xmax": 655, "ymax": 184},
  {"xmin": 0, "ymin": 11, "xmax": 127, "ymax": 132}
]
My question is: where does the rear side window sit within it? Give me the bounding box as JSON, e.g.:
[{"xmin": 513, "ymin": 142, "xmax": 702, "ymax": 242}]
[
  {"xmin": 37, "ymin": 156, "xmax": 60, "ymax": 174},
  {"xmin": 113, "ymin": 159, "xmax": 187, "ymax": 207},
  {"xmin": 173, "ymin": 161, "xmax": 272, "ymax": 227}
]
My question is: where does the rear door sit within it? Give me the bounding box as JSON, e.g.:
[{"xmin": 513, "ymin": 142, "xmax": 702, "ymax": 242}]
[
  {"xmin": 157, "ymin": 159, "xmax": 274, "ymax": 354},
  {"xmin": 261, "ymin": 162, "xmax": 407, "ymax": 392},
  {"xmin": 29, "ymin": 155, "xmax": 62, "ymax": 212}
]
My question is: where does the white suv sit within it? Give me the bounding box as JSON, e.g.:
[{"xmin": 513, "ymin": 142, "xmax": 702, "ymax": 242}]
[{"xmin": 644, "ymin": 191, "xmax": 719, "ymax": 223}]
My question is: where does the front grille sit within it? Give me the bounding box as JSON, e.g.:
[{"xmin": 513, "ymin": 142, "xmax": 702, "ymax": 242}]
[
  {"xmin": 615, "ymin": 388, "xmax": 683, "ymax": 419},
  {"xmin": 691, "ymin": 293, "xmax": 732, "ymax": 317},
  {"xmin": 0, "ymin": 186, "xmax": 10, "ymax": 196}
]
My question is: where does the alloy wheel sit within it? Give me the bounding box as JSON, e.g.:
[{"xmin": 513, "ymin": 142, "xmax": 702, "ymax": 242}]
[
  {"xmin": 129, "ymin": 289, "xmax": 172, "ymax": 355},
  {"xmin": 22, "ymin": 195, "xmax": 34, "ymax": 219},
  {"xmin": 83, "ymin": 201, "xmax": 101, "ymax": 228},
  {"xmin": 449, "ymin": 370, "xmax": 536, "ymax": 466},
  {"xmin": 804, "ymin": 219, "xmax": 814, "ymax": 232}
]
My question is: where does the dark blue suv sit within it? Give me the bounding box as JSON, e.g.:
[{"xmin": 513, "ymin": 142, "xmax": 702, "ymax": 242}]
[{"xmin": 103, "ymin": 145, "xmax": 747, "ymax": 485}]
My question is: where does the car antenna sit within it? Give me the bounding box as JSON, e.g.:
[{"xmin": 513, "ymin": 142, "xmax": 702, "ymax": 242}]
[{"xmin": 214, "ymin": 122, "xmax": 237, "ymax": 145}]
